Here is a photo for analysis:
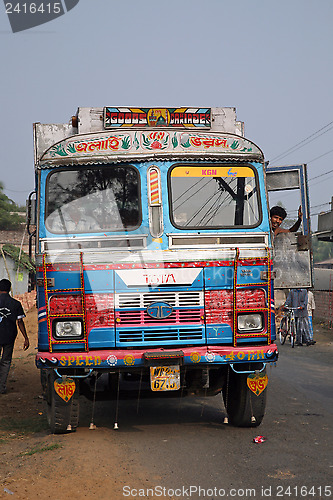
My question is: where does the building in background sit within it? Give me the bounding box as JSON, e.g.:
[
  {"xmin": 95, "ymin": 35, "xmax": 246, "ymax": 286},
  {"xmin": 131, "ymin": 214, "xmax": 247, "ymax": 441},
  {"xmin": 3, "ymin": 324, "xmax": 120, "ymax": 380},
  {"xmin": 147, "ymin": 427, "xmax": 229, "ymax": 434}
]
[
  {"xmin": 0, "ymin": 244, "xmax": 35, "ymax": 295},
  {"xmin": 313, "ymin": 260, "xmax": 333, "ymax": 327}
]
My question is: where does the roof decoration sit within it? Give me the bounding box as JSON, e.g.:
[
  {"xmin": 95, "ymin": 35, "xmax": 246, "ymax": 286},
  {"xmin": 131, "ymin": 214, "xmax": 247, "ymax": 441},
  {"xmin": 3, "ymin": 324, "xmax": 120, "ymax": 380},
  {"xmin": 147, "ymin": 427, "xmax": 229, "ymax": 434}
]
[{"xmin": 40, "ymin": 131, "xmax": 263, "ymax": 166}]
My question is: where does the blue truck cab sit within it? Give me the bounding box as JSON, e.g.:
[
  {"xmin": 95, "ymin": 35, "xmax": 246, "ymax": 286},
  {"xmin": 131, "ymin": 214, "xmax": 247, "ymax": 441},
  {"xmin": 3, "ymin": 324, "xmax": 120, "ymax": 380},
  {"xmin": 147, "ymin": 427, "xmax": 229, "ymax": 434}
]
[{"xmin": 30, "ymin": 107, "xmax": 310, "ymax": 433}]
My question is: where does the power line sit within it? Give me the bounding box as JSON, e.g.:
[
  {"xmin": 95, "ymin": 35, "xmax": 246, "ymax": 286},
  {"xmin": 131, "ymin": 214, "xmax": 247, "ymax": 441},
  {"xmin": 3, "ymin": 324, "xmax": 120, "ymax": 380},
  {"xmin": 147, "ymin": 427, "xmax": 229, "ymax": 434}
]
[
  {"xmin": 288, "ymin": 202, "xmax": 331, "ymax": 217},
  {"xmin": 272, "ymin": 126, "xmax": 333, "ymax": 163},
  {"xmin": 310, "ymin": 210, "xmax": 331, "ymax": 217},
  {"xmin": 310, "ymin": 174, "xmax": 333, "ymax": 189},
  {"xmin": 310, "ymin": 202, "xmax": 330, "ymax": 209},
  {"xmin": 270, "ymin": 121, "xmax": 333, "ymax": 163},
  {"xmin": 271, "ymin": 168, "xmax": 333, "ymax": 200},
  {"xmin": 308, "ymin": 168, "xmax": 333, "ymax": 182},
  {"xmin": 307, "ymin": 148, "xmax": 333, "ymax": 164}
]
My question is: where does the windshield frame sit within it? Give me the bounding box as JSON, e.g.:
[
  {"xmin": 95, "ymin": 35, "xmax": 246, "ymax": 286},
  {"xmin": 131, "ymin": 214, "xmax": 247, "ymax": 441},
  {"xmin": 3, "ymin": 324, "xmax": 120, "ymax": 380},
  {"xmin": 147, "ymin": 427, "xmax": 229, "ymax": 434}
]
[
  {"xmin": 44, "ymin": 164, "xmax": 142, "ymax": 234},
  {"xmin": 168, "ymin": 162, "xmax": 262, "ymax": 230}
]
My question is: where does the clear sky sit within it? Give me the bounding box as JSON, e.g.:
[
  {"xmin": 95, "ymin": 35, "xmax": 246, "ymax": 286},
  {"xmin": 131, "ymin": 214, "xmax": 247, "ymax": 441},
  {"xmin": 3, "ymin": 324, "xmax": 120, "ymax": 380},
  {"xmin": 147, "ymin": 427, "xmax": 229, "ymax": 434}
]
[{"xmin": 1, "ymin": 0, "xmax": 332, "ymax": 230}]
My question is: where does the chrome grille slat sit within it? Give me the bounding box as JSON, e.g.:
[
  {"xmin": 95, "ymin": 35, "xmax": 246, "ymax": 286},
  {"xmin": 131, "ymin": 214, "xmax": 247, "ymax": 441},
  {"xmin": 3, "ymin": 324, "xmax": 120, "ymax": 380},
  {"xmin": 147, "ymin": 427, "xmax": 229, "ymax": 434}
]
[
  {"xmin": 117, "ymin": 309, "xmax": 202, "ymax": 325},
  {"xmin": 116, "ymin": 291, "xmax": 203, "ymax": 308},
  {"xmin": 117, "ymin": 327, "xmax": 203, "ymax": 343}
]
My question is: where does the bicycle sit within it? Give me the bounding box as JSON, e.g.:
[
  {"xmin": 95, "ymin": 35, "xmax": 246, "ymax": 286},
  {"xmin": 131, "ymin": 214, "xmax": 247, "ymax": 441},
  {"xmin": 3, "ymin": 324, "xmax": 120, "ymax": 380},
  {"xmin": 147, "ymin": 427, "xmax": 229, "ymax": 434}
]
[{"xmin": 278, "ymin": 307, "xmax": 301, "ymax": 348}]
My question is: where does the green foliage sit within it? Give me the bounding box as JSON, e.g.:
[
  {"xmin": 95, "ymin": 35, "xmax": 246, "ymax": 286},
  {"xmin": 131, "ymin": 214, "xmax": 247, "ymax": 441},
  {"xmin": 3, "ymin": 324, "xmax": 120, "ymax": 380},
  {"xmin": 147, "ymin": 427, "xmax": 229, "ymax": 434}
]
[
  {"xmin": 0, "ymin": 181, "xmax": 24, "ymax": 230},
  {"xmin": 2, "ymin": 244, "xmax": 35, "ymax": 270},
  {"xmin": 19, "ymin": 443, "xmax": 62, "ymax": 456},
  {"xmin": 0, "ymin": 416, "xmax": 48, "ymax": 435},
  {"xmin": 312, "ymin": 236, "xmax": 333, "ymax": 263}
]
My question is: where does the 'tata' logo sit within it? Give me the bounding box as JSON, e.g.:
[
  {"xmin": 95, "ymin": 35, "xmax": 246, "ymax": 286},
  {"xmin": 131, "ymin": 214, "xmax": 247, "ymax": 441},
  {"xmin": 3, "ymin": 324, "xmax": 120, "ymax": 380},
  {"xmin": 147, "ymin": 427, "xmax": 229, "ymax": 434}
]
[{"xmin": 146, "ymin": 302, "xmax": 173, "ymax": 320}]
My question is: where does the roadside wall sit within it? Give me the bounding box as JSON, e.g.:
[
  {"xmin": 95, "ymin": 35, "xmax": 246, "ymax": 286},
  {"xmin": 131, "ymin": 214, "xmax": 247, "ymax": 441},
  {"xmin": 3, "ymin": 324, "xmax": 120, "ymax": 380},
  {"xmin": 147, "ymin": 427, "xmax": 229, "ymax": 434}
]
[
  {"xmin": 0, "ymin": 229, "xmax": 30, "ymax": 255},
  {"xmin": 13, "ymin": 290, "xmax": 36, "ymax": 313},
  {"xmin": 313, "ymin": 267, "xmax": 333, "ymax": 324},
  {"xmin": 313, "ymin": 290, "xmax": 333, "ymax": 324}
]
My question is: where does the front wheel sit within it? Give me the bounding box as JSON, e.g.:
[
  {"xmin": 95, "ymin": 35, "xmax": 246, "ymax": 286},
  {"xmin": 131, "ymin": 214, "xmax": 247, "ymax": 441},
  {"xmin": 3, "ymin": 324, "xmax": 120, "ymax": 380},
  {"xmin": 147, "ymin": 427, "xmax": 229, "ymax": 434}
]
[
  {"xmin": 222, "ymin": 368, "xmax": 267, "ymax": 427},
  {"xmin": 46, "ymin": 372, "xmax": 80, "ymax": 434}
]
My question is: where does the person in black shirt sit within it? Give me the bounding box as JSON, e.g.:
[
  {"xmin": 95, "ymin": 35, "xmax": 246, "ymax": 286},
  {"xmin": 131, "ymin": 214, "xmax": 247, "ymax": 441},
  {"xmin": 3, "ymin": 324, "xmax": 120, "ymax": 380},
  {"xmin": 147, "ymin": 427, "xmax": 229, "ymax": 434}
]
[{"xmin": 0, "ymin": 279, "xmax": 29, "ymax": 394}]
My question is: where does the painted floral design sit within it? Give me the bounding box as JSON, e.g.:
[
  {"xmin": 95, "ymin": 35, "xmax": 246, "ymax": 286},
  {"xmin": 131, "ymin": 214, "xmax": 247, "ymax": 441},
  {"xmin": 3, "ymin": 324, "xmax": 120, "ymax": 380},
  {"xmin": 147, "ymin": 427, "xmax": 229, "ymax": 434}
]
[
  {"xmin": 141, "ymin": 131, "xmax": 169, "ymax": 150},
  {"xmin": 43, "ymin": 131, "xmax": 260, "ymax": 160}
]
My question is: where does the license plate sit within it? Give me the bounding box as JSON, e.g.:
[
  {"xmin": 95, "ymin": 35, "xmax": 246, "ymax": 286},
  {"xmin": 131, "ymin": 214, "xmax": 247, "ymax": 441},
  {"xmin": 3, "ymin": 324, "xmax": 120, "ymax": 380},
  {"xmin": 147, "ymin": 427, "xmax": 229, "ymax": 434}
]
[{"xmin": 150, "ymin": 365, "xmax": 180, "ymax": 391}]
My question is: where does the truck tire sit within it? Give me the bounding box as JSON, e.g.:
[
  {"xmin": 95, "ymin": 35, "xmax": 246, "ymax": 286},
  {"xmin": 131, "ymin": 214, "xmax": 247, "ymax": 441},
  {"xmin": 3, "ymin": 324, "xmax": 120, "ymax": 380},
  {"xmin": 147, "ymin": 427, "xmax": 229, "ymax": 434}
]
[
  {"xmin": 222, "ymin": 368, "xmax": 267, "ymax": 427},
  {"xmin": 46, "ymin": 372, "xmax": 80, "ymax": 434}
]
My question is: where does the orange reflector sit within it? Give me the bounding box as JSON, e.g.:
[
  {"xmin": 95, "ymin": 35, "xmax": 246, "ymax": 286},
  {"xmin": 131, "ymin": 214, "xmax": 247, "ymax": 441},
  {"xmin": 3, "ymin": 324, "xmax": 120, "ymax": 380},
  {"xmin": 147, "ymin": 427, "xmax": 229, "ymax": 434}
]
[{"xmin": 148, "ymin": 167, "xmax": 161, "ymax": 205}]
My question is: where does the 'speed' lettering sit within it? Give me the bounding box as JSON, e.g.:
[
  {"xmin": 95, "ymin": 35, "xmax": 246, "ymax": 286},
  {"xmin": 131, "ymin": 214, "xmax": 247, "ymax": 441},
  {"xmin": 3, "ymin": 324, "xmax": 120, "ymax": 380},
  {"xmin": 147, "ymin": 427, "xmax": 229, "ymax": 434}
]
[{"xmin": 59, "ymin": 356, "xmax": 102, "ymax": 367}]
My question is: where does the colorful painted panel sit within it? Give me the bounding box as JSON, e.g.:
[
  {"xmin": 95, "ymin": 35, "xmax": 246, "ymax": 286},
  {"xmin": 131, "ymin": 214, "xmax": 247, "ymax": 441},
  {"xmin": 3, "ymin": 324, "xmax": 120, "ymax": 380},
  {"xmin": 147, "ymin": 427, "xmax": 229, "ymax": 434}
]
[
  {"xmin": 49, "ymin": 294, "xmax": 114, "ymax": 333},
  {"xmin": 171, "ymin": 166, "xmax": 255, "ymax": 178},
  {"xmin": 36, "ymin": 343, "xmax": 279, "ymax": 369},
  {"xmin": 205, "ymin": 289, "xmax": 266, "ymax": 327},
  {"xmin": 104, "ymin": 107, "xmax": 211, "ymax": 129},
  {"xmin": 41, "ymin": 131, "xmax": 262, "ymax": 162}
]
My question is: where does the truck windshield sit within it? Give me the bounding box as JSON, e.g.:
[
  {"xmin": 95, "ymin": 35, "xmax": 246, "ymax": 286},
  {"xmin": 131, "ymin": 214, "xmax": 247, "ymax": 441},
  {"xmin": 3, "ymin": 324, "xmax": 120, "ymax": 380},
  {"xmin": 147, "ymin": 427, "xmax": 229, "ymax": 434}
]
[
  {"xmin": 169, "ymin": 164, "xmax": 261, "ymax": 228},
  {"xmin": 45, "ymin": 165, "xmax": 141, "ymax": 233}
]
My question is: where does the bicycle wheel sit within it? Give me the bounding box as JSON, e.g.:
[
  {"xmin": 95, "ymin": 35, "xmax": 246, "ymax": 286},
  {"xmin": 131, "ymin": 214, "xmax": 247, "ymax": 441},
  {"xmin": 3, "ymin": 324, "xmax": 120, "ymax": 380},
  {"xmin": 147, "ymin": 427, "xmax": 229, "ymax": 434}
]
[
  {"xmin": 290, "ymin": 319, "xmax": 296, "ymax": 348},
  {"xmin": 279, "ymin": 317, "xmax": 288, "ymax": 345}
]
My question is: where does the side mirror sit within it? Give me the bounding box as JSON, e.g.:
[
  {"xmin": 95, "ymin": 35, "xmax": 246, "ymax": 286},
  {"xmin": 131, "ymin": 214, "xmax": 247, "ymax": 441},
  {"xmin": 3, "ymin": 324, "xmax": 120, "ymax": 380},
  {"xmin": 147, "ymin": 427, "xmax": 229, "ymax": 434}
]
[
  {"xmin": 26, "ymin": 191, "xmax": 37, "ymax": 262},
  {"xmin": 26, "ymin": 191, "xmax": 36, "ymax": 227}
]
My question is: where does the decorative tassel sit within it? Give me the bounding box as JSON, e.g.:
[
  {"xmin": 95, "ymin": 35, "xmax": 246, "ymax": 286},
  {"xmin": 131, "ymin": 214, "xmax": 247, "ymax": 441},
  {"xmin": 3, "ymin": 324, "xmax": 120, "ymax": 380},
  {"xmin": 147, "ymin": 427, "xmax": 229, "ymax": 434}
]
[
  {"xmin": 223, "ymin": 417, "xmax": 229, "ymax": 424},
  {"xmin": 114, "ymin": 422, "xmax": 119, "ymax": 430},
  {"xmin": 66, "ymin": 424, "xmax": 72, "ymax": 431},
  {"xmin": 251, "ymin": 416, "xmax": 256, "ymax": 423},
  {"xmin": 89, "ymin": 423, "xmax": 96, "ymax": 430}
]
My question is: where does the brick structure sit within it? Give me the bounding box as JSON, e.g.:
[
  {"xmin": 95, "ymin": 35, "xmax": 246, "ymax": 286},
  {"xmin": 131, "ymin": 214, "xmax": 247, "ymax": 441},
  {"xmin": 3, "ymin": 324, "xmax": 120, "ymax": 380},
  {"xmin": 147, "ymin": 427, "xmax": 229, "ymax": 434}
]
[
  {"xmin": 13, "ymin": 290, "xmax": 37, "ymax": 312},
  {"xmin": 0, "ymin": 229, "xmax": 31, "ymax": 255},
  {"xmin": 314, "ymin": 290, "xmax": 333, "ymax": 325}
]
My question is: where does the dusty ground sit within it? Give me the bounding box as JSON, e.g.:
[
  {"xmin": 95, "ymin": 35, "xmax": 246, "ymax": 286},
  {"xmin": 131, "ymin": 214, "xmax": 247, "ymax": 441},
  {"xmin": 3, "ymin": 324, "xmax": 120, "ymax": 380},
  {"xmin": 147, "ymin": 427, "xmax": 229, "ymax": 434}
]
[
  {"xmin": 1, "ymin": 306, "xmax": 332, "ymax": 499},
  {"xmin": 0, "ymin": 306, "xmax": 159, "ymax": 500}
]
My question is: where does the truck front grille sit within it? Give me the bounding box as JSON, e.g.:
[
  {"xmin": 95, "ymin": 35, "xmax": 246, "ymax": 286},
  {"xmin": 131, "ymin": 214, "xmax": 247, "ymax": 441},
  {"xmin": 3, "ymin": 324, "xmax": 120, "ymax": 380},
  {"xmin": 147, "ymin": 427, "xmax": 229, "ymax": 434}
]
[{"xmin": 117, "ymin": 327, "xmax": 204, "ymax": 344}]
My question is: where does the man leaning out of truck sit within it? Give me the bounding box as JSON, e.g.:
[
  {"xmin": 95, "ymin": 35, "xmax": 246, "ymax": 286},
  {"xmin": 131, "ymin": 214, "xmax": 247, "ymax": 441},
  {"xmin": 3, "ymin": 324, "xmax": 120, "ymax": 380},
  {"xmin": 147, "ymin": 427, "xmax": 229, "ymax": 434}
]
[{"xmin": 270, "ymin": 205, "xmax": 302, "ymax": 236}]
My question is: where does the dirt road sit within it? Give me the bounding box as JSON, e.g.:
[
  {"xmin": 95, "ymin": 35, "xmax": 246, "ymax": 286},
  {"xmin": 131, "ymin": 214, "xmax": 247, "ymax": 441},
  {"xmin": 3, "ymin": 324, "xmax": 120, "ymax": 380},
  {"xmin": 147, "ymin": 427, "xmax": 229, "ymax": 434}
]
[
  {"xmin": 1, "ymin": 306, "xmax": 332, "ymax": 500},
  {"xmin": 0, "ymin": 306, "xmax": 159, "ymax": 500}
]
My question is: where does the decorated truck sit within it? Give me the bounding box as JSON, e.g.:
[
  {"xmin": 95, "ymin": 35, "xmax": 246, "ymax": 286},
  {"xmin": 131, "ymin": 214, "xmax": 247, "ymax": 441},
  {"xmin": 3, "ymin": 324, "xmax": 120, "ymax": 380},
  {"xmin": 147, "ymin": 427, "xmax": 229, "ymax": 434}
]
[{"xmin": 29, "ymin": 107, "xmax": 311, "ymax": 433}]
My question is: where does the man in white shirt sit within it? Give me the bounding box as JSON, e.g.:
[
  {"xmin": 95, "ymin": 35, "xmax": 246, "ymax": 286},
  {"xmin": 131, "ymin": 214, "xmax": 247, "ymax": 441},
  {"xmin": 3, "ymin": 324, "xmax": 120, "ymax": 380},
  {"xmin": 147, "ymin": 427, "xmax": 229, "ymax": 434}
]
[
  {"xmin": 50, "ymin": 204, "xmax": 100, "ymax": 233},
  {"xmin": 307, "ymin": 290, "xmax": 316, "ymax": 342}
]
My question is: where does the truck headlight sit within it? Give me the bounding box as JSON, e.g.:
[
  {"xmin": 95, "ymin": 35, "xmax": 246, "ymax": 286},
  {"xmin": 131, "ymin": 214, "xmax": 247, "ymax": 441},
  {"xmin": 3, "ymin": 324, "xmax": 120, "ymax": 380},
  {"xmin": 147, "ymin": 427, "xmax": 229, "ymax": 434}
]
[
  {"xmin": 54, "ymin": 320, "xmax": 82, "ymax": 338},
  {"xmin": 237, "ymin": 314, "xmax": 263, "ymax": 332}
]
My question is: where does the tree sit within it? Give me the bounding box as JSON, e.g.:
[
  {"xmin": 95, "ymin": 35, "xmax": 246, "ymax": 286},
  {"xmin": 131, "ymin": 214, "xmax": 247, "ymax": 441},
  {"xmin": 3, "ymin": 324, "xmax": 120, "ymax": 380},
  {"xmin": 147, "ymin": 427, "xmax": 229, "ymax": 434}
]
[
  {"xmin": 312, "ymin": 236, "xmax": 333, "ymax": 263},
  {"xmin": 0, "ymin": 182, "xmax": 24, "ymax": 230}
]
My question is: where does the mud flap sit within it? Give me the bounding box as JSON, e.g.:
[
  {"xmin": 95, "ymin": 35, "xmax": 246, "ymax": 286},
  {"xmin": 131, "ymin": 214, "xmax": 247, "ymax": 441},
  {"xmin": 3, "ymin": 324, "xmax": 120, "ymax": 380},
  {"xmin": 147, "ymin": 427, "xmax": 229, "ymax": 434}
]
[
  {"xmin": 222, "ymin": 368, "xmax": 267, "ymax": 427},
  {"xmin": 46, "ymin": 372, "xmax": 80, "ymax": 434}
]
